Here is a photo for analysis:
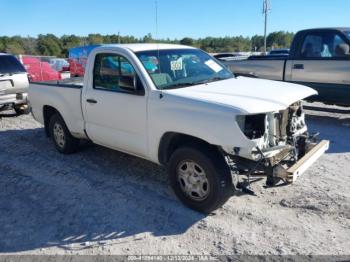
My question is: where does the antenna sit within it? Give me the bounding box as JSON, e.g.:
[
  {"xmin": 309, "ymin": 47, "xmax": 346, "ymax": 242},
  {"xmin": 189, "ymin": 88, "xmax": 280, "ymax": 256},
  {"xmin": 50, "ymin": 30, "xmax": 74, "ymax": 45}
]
[
  {"xmin": 154, "ymin": 0, "xmax": 161, "ymax": 61},
  {"xmin": 155, "ymin": 0, "xmax": 163, "ymax": 95},
  {"xmin": 263, "ymin": 0, "xmax": 271, "ymax": 54},
  {"xmin": 155, "ymin": 0, "xmax": 158, "ymax": 41}
]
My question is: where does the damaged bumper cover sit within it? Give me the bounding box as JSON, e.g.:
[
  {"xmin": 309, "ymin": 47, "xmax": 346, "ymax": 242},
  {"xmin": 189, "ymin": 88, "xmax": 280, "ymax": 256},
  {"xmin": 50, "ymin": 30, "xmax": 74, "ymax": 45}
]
[
  {"xmin": 227, "ymin": 139, "xmax": 329, "ymax": 186},
  {"xmin": 273, "ymin": 140, "xmax": 329, "ymax": 183}
]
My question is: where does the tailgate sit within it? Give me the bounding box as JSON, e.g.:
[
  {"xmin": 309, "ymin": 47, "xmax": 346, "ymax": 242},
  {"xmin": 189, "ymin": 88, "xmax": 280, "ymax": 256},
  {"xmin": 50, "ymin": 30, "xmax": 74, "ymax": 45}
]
[
  {"xmin": 0, "ymin": 80, "xmax": 12, "ymax": 94},
  {"xmin": 0, "ymin": 73, "xmax": 29, "ymax": 95}
]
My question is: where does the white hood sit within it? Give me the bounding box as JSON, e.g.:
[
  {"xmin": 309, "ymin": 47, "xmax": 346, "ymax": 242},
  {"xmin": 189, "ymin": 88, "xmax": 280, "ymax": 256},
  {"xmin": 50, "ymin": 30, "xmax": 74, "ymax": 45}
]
[{"xmin": 165, "ymin": 76, "xmax": 317, "ymax": 114}]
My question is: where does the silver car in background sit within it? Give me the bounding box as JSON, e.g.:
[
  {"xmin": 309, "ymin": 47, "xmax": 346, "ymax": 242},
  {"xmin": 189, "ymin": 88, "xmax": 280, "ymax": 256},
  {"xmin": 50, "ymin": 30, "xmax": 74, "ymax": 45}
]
[
  {"xmin": 0, "ymin": 53, "xmax": 29, "ymax": 114},
  {"xmin": 48, "ymin": 58, "xmax": 70, "ymax": 72}
]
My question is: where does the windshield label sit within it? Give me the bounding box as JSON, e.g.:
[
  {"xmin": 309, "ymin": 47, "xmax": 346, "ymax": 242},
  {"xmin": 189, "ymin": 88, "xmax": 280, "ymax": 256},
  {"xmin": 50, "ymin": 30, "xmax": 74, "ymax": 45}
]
[
  {"xmin": 170, "ymin": 58, "xmax": 183, "ymax": 71},
  {"xmin": 205, "ymin": 59, "xmax": 223, "ymax": 73}
]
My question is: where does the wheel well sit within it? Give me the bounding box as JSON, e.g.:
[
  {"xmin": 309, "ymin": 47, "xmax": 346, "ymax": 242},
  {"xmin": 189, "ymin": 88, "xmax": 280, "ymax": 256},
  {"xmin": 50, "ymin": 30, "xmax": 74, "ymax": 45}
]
[
  {"xmin": 158, "ymin": 132, "xmax": 222, "ymax": 165},
  {"xmin": 43, "ymin": 105, "xmax": 59, "ymax": 137}
]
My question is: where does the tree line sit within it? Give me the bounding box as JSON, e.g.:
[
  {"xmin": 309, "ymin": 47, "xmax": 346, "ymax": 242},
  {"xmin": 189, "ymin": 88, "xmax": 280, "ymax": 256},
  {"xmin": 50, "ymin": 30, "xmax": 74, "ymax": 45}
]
[{"xmin": 0, "ymin": 31, "xmax": 294, "ymax": 57}]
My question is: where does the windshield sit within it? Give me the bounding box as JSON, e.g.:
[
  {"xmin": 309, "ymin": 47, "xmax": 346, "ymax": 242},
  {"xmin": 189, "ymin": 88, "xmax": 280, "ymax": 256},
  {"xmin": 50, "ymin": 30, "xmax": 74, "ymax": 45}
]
[
  {"xmin": 135, "ymin": 49, "xmax": 234, "ymax": 89},
  {"xmin": 0, "ymin": 55, "xmax": 26, "ymax": 74}
]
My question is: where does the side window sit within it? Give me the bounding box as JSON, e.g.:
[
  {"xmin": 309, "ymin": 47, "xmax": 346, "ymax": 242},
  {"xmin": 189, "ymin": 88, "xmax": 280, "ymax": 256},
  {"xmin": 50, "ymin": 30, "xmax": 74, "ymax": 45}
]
[
  {"xmin": 93, "ymin": 53, "xmax": 143, "ymax": 93},
  {"xmin": 301, "ymin": 32, "xmax": 350, "ymax": 59},
  {"xmin": 301, "ymin": 34, "xmax": 324, "ymax": 58},
  {"xmin": 333, "ymin": 35, "xmax": 350, "ymax": 58}
]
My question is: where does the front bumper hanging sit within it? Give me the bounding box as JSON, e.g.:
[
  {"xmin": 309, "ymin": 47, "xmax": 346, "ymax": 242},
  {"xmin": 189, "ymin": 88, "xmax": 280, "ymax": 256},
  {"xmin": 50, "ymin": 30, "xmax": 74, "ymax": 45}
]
[{"xmin": 273, "ymin": 140, "xmax": 330, "ymax": 183}]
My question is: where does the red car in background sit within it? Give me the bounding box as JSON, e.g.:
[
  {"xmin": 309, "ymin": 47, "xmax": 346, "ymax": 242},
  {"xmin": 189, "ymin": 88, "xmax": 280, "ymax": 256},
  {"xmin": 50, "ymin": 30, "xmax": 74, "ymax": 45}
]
[
  {"xmin": 68, "ymin": 45, "xmax": 101, "ymax": 77},
  {"xmin": 21, "ymin": 56, "xmax": 61, "ymax": 82},
  {"xmin": 68, "ymin": 57, "xmax": 85, "ymax": 77}
]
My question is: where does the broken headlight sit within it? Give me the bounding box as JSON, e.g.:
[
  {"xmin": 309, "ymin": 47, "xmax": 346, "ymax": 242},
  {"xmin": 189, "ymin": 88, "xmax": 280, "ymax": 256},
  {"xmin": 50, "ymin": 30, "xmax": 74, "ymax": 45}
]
[{"xmin": 236, "ymin": 114, "xmax": 266, "ymax": 139}]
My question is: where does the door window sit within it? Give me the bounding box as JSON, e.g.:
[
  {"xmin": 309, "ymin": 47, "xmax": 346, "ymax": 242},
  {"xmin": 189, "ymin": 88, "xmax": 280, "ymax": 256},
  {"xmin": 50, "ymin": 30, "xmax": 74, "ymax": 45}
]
[
  {"xmin": 93, "ymin": 53, "xmax": 143, "ymax": 93},
  {"xmin": 300, "ymin": 32, "xmax": 350, "ymax": 59}
]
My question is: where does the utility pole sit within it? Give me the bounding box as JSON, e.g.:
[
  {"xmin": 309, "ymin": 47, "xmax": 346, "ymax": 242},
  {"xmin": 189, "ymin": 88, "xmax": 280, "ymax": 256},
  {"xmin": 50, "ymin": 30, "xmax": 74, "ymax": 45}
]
[{"xmin": 263, "ymin": 0, "xmax": 271, "ymax": 54}]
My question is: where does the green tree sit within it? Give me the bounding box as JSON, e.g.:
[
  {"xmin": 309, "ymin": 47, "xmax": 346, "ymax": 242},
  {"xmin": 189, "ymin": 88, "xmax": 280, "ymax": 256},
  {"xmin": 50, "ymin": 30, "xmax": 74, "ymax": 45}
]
[
  {"xmin": 251, "ymin": 35, "xmax": 264, "ymax": 51},
  {"xmin": 37, "ymin": 34, "xmax": 62, "ymax": 56},
  {"xmin": 22, "ymin": 37, "xmax": 38, "ymax": 55},
  {"xmin": 5, "ymin": 42, "xmax": 24, "ymax": 54},
  {"xmin": 267, "ymin": 31, "xmax": 295, "ymax": 50},
  {"xmin": 142, "ymin": 33, "xmax": 153, "ymax": 43},
  {"xmin": 180, "ymin": 37, "xmax": 194, "ymax": 46},
  {"xmin": 61, "ymin": 35, "xmax": 83, "ymax": 56},
  {"xmin": 0, "ymin": 31, "xmax": 297, "ymax": 57},
  {"xmin": 87, "ymin": 34, "xmax": 104, "ymax": 44}
]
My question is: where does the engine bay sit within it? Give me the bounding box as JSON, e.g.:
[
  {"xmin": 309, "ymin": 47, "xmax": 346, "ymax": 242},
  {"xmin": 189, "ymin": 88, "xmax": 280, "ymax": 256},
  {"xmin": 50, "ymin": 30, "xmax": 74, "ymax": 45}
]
[
  {"xmin": 233, "ymin": 101, "xmax": 329, "ymax": 187},
  {"xmin": 236, "ymin": 101, "xmax": 309, "ymax": 161}
]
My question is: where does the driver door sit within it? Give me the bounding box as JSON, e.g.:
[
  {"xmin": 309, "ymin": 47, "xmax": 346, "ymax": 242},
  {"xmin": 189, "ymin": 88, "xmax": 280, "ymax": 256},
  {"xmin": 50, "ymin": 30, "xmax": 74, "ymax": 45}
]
[{"xmin": 83, "ymin": 52, "xmax": 148, "ymax": 158}]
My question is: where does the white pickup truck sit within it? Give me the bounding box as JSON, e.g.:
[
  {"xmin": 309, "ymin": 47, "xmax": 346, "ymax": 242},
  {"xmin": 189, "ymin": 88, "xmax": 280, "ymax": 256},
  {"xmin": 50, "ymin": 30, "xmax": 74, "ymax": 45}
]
[{"xmin": 29, "ymin": 44, "xmax": 329, "ymax": 213}]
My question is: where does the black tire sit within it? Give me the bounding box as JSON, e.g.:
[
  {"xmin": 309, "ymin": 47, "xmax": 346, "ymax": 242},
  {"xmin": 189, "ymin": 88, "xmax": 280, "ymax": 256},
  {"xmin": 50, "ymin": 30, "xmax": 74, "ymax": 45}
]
[
  {"xmin": 49, "ymin": 113, "xmax": 80, "ymax": 154},
  {"xmin": 168, "ymin": 145, "xmax": 233, "ymax": 213}
]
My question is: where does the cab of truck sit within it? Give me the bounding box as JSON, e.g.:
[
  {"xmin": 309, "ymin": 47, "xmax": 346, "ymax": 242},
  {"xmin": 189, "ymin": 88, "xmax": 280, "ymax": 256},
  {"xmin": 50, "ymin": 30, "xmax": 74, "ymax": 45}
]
[{"xmin": 287, "ymin": 28, "xmax": 350, "ymax": 106}]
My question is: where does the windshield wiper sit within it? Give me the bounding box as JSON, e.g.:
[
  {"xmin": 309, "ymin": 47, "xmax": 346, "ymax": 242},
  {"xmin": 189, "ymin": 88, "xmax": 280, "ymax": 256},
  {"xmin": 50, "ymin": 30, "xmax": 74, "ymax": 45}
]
[
  {"xmin": 162, "ymin": 77, "xmax": 232, "ymax": 90},
  {"xmin": 163, "ymin": 82, "xmax": 199, "ymax": 89},
  {"xmin": 197, "ymin": 76, "xmax": 231, "ymax": 85}
]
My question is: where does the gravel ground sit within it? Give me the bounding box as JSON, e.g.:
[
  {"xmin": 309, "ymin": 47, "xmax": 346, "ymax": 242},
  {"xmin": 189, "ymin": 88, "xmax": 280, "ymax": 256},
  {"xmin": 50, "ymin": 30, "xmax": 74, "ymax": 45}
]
[{"xmin": 0, "ymin": 103, "xmax": 349, "ymax": 256}]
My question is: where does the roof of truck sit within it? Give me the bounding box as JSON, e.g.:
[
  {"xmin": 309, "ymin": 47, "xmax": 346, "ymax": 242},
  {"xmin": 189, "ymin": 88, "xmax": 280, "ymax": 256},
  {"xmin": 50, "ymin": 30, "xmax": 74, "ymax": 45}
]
[
  {"xmin": 98, "ymin": 43, "xmax": 195, "ymax": 52},
  {"xmin": 299, "ymin": 27, "xmax": 350, "ymax": 32}
]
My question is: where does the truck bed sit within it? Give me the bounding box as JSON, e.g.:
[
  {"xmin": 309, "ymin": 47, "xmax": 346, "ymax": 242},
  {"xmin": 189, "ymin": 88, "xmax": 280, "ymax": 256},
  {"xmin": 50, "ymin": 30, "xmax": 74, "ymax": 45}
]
[
  {"xmin": 223, "ymin": 57, "xmax": 286, "ymax": 81},
  {"xmin": 29, "ymin": 77, "xmax": 86, "ymax": 138},
  {"xmin": 30, "ymin": 77, "xmax": 84, "ymax": 89}
]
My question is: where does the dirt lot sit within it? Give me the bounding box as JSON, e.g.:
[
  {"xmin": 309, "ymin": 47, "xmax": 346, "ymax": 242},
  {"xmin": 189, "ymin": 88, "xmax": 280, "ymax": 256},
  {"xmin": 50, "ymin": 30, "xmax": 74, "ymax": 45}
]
[{"xmin": 0, "ymin": 102, "xmax": 349, "ymax": 256}]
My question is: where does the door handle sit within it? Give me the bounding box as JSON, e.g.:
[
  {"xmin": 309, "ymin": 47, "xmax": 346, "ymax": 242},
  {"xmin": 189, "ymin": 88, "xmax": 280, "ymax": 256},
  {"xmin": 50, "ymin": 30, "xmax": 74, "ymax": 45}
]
[
  {"xmin": 293, "ymin": 64, "xmax": 304, "ymax": 70},
  {"xmin": 86, "ymin": 98, "xmax": 97, "ymax": 104}
]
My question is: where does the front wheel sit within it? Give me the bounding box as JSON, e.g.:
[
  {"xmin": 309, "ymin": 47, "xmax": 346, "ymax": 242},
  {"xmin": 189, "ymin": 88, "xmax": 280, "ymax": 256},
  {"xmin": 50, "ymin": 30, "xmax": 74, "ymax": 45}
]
[
  {"xmin": 49, "ymin": 114, "xmax": 80, "ymax": 154},
  {"xmin": 168, "ymin": 145, "xmax": 233, "ymax": 213}
]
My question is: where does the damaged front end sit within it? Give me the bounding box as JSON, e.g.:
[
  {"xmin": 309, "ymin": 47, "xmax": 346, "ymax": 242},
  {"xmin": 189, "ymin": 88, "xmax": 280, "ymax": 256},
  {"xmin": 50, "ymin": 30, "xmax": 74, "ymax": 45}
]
[{"xmin": 231, "ymin": 101, "xmax": 329, "ymax": 186}]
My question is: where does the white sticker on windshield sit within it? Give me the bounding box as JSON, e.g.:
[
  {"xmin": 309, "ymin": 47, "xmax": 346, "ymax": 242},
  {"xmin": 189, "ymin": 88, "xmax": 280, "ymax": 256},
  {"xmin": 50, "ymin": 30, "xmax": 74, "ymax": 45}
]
[
  {"xmin": 170, "ymin": 57, "xmax": 183, "ymax": 71},
  {"xmin": 205, "ymin": 59, "xmax": 223, "ymax": 73}
]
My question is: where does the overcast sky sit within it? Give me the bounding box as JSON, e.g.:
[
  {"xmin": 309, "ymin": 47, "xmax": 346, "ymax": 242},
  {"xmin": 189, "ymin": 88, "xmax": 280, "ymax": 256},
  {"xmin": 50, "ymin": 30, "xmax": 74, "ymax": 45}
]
[{"xmin": 1, "ymin": 0, "xmax": 349, "ymax": 38}]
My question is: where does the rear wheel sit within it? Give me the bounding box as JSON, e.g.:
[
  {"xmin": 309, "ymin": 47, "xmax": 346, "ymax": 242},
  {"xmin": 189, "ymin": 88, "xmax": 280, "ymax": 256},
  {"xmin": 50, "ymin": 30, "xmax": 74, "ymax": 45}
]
[
  {"xmin": 168, "ymin": 145, "xmax": 233, "ymax": 213},
  {"xmin": 49, "ymin": 114, "xmax": 79, "ymax": 154}
]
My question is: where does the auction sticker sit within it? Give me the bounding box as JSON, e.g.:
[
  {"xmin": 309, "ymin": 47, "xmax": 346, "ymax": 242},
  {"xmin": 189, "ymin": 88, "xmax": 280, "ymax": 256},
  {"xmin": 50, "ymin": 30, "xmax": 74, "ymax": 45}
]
[
  {"xmin": 205, "ymin": 59, "xmax": 223, "ymax": 73},
  {"xmin": 170, "ymin": 58, "xmax": 183, "ymax": 71}
]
